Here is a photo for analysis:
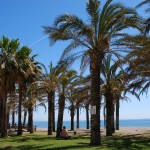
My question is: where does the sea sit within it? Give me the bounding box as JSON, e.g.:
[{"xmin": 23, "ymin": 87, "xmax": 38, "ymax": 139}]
[{"xmin": 34, "ymin": 119, "xmax": 150, "ymax": 129}]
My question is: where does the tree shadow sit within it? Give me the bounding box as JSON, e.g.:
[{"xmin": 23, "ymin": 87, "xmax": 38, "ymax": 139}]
[
  {"xmin": 0, "ymin": 132, "xmax": 150, "ymax": 150},
  {"xmin": 102, "ymin": 134, "xmax": 150, "ymax": 150}
]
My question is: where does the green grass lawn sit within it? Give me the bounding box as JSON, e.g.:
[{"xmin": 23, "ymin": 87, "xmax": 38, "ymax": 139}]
[{"xmin": 0, "ymin": 131, "xmax": 150, "ymax": 150}]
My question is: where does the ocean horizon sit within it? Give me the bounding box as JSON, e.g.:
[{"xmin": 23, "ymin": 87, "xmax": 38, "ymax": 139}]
[{"xmin": 34, "ymin": 119, "xmax": 150, "ymax": 129}]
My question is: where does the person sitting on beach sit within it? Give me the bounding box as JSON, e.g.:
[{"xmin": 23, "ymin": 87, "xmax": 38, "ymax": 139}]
[{"xmin": 60, "ymin": 126, "xmax": 71, "ymax": 139}]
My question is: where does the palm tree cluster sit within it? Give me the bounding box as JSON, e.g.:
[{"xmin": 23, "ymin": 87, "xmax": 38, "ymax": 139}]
[
  {"xmin": 0, "ymin": 0, "xmax": 149, "ymax": 147},
  {"xmin": 44, "ymin": 0, "xmax": 150, "ymax": 145},
  {"xmin": 44, "ymin": 0, "xmax": 149, "ymax": 145},
  {"xmin": 0, "ymin": 36, "xmax": 44, "ymax": 137}
]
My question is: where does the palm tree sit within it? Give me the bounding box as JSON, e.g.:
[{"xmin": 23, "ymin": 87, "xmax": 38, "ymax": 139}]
[
  {"xmin": 65, "ymin": 73, "xmax": 81, "ymax": 131},
  {"xmin": 67, "ymin": 92, "xmax": 76, "ymax": 131},
  {"xmin": 0, "ymin": 36, "xmax": 20, "ymax": 137},
  {"xmin": 0, "ymin": 96, "xmax": 2, "ymax": 134},
  {"xmin": 10, "ymin": 95, "xmax": 17, "ymax": 128},
  {"xmin": 16, "ymin": 46, "xmax": 34, "ymax": 136},
  {"xmin": 101, "ymin": 54, "xmax": 126, "ymax": 136},
  {"xmin": 39, "ymin": 62, "xmax": 58, "ymax": 135},
  {"xmin": 56, "ymin": 68, "xmax": 78, "ymax": 138},
  {"xmin": 25, "ymin": 56, "xmax": 44, "ymax": 134},
  {"xmin": 114, "ymin": 78, "xmax": 129, "ymax": 130},
  {"xmin": 46, "ymin": 63, "xmax": 57, "ymax": 135},
  {"xmin": 76, "ymin": 104, "xmax": 80, "ymax": 129},
  {"xmin": 67, "ymin": 89, "xmax": 80, "ymax": 131},
  {"xmin": 71, "ymin": 75, "xmax": 91, "ymax": 129},
  {"xmin": 44, "ymin": 0, "xmax": 141, "ymax": 145}
]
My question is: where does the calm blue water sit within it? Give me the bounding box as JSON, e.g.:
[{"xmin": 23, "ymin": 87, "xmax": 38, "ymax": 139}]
[{"xmin": 34, "ymin": 119, "xmax": 150, "ymax": 128}]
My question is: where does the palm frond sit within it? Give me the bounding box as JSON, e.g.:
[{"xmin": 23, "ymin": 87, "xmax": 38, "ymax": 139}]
[{"xmin": 136, "ymin": 0, "xmax": 150, "ymax": 8}]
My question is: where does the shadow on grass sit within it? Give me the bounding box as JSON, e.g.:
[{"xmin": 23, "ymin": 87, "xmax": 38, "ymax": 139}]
[
  {"xmin": 102, "ymin": 134, "xmax": 150, "ymax": 150},
  {"xmin": 0, "ymin": 144, "xmax": 93, "ymax": 150},
  {"xmin": 0, "ymin": 133, "xmax": 150, "ymax": 150},
  {"xmin": 0, "ymin": 145, "xmax": 52, "ymax": 150}
]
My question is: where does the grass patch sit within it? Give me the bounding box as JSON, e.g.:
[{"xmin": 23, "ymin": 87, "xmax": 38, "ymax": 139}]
[{"xmin": 0, "ymin": 132, "xmax": 150, "ymax": 150}]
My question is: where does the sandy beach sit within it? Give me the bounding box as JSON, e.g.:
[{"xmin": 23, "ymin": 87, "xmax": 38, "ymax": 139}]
[{"xmin": 36, "ymin": 127, "xmax": 150, "ymax": 136}]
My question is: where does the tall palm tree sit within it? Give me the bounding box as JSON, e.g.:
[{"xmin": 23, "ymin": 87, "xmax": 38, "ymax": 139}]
[
  {"xmin": 44, "ymin": 0, "xmax": 141, "ymax": 145},
  {"xmin": 101, "ymin": 54, "xmax": 126, "ymax": 136},
  {"xmin": 0, "ymin": 36, "xmax": 19, "ymax": 137},
  {"xmin": 39, "ymin": 62, "xmax": 58, "ymax": 135},
  {"xmin": 46, "ymin": 63, "xmax": 57, "ymax": 135},
  {"xmin": 76, "ymin": 104, "xmax": 80, "ymax": 129},
  {"xmin": 71, "ymin": 75, "xmax": 91, "ymax": 129},
  {"xmin": 66, "ymin": 75, "xmax": 81, "ymax": 131},
  {"xmin": 0, "ymin": 96, "xmax": 2, "ymax": 134},
  {"xmin": 23, "ymin": 56, "xmax": 44, "ymax": 134},
  {"xmin": 56, "ymin": 68, "xmax": 78, "ymax": 138},
  {"xmin": 67, "ymin": 91, "xmax": 76, "ymax": 131},
  {"xmin": 16, "ymin": 46, "xmax": 34, "ymax": 136}
]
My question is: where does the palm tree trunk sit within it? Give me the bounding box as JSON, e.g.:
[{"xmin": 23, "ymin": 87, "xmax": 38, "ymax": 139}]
[
  {"xmin": 86, "ymin": 104, "xmax": 89, "ymax": 129},
  {"xmin": 111, "ymin": 103, "xmax": 115, "ymax": 133},
  {"xmin": 90, "ymin": 56, "xmax": 101, "ymax": 145},
  {"xmin": 28, "ymin": 104, "xmax": 34, "ymax": 133},
  {"xmin": 1, "ymin": 77, "xmax": 8, "ymax": 138},
  {"xmin": 76, "ymin": 105, "xmax": 79, "ymax": 129},
  {"xmin": 52, "ymin": 92, "xmax": 55, "ymax": 132},
  {"xmin": 116, "ymin": 98, "xmax": 119, "ymax": 130},
  {"xmin": 17, "ymin": 83, "xmax": 23, "ymax": 135},
  {"xmin": 12, "ymin": 110, "xmax": 15, "ymax": 127},
  {"xmin": 56, "ymin": 93, "xmax": 65, "ymax": 138},
  {"xmin": 105, "ymin": 91, "xmax": 113, "ymax": 136},
  {"xmin": 0, "ymin": 97, "xmax": 3, "ymax": 134},
  {"xmin": 48, "ymin": 91, "xmax": 54, "ymax": 135},
  {"xmin": 70, "ymin": 103, "xmax": 74, "ymax": 131},
  {"xmin": 23, "ymin": 110, "xmax": 27, "ymax": 128}
]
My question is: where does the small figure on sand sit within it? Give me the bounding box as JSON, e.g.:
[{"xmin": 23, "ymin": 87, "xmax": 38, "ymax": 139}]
[{"xmin": 60, "ymin": 126, "xmax": 71, "ymax": 139}]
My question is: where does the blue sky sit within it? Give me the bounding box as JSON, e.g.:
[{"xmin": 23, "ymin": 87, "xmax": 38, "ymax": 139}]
[{"xmin": 0, "ymin": 0, "xmax": 149, "ymax": 121}]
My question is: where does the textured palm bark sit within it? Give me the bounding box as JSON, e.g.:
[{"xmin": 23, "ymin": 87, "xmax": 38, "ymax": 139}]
[
  {"xmin": 48, "ymin": 91, "xmax": 54, "ymax": 135},
  {"xmin": 116, "ymin": 98, "xmax": 119, "ymax": 130},
  {"xmin": 28, "ymin": 104, "xmax": 34, "ymax": 133},
  {"xmin": 105, "ymin": 91, "xmax": 113, "ymax": 136},
  {"xmin": 56, "ymin": 94, "xmax": 65, "ymax": 138},
  {"xmin": 1, "ymin": 77, "xmax": 8, "ymax": 138},
  {"xmin": 76, "ymin": 105, "xmax": 79, "ymax": 129},
  {"xmin": 90, "ymin": 55, "xmax": 101, "ymax": 145},
  {"xmin": 0, "ymin": 97, "xmax": 2, "ymax": 134},
  {"xmin": 17, "ymin": 84, "xmax": 23, "ymax": 135},
  {"xmin": 86, "ymin": 104, "xmax": 89, "ymax": 129},
  {"xmin": 111, "ymin": 103, "xmax": 115, "ymax": 133},
  {"xmin": 70, "ymin": 104, "xmax": 74, "ymax": 130},
  {"xmin": 52, "ymin": 92, "xmax": 55, "ymax": 132}
]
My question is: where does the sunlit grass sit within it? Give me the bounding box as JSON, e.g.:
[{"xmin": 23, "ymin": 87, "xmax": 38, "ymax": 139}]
[{"xmin": 0, "ymin": 131, "xmax": 150, "ymax": 150}]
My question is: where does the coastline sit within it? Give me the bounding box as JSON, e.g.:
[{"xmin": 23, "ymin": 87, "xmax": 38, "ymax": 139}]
[
  {"xmin": 34, "ymin": 119, "xmax": 150, "ymax": 128},
  {"xmin": 36, "ymin": 127, "xmax": 150, "ymax": 135}
]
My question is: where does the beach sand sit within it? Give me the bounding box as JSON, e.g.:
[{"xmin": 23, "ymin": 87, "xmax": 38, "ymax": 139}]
[{"xmin": 36, "ymin": 127, "xmax": 150, "ymax": 136}]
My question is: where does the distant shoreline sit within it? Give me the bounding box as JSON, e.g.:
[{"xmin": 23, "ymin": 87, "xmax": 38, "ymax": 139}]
[
  {"xmin": 35, "ymin": 119, "xmax": 150, "ymax": 122},
  {"xmin": 34, "ymin": 119, "xmax": 150, "ymax": 129},
  {"xmin": 36, "ymin": 127, "xmax": 150, "ymax": 135}
]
